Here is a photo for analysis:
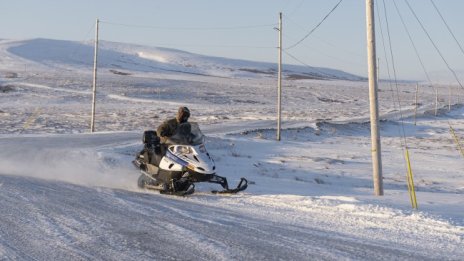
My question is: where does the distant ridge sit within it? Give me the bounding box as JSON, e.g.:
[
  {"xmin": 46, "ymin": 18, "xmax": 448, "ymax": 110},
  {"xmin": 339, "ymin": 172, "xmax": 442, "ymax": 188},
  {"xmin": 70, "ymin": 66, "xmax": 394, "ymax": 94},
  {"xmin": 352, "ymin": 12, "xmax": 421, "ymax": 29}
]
[{"xmin": 1, "ymin": 38, "xmax": 364, "ymax": 81}]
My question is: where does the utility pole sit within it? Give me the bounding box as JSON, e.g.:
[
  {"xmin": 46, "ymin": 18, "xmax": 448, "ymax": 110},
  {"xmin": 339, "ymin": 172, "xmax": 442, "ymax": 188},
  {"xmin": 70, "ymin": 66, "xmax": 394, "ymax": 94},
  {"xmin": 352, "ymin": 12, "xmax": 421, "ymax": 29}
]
[
  {"xmin": 91, "ymin": 18, "xmax": 99, "ymax": 133},
  {"xmin": 366, "ymin": 0, "xmax": 383, "ymax": 196},
  {"xmin": 277, "ymin": 12, "xmax": 282, "ymax": 141},
  {"xmin": 414, "ymin": 83, "xmax": 419, "ymax": 125},
  {"xmin": 449, "ymin": 86, "xmax": 451, "ymax": 111},
  {"xmin": 377, "ymin": 58, "xmax": 380, "ymax": 86}
]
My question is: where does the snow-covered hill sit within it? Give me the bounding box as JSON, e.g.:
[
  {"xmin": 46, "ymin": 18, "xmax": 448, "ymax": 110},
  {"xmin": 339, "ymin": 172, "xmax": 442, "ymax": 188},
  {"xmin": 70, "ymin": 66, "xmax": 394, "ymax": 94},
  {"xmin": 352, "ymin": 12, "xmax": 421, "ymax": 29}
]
[
  {"xmin": 0, "ymin": 38, "xmax": 463, "ymax": 260},
  {"xmin": 0, "ymin": 38, "xmax": 364, "ymax": 80}
]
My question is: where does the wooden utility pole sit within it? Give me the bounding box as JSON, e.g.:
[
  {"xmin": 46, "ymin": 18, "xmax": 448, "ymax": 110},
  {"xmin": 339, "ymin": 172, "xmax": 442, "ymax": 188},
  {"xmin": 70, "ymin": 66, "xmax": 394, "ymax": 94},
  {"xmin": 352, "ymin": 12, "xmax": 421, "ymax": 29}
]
[
  {"xmin": 414, "ymin": 83, "xmax": 419, "ymax": 125},
  {"xmin": 377, "ymin": 58, "xmax": 380, "ymax": 85},
  {"xmin": 366, "ymin": 0, "xmax": 383, "ymax": 196},
  {"xmin": 91, "ymin": 18, "xmax": 99, "ymax": 133},
  {"xmin": 277, "ymin": 12, "xmax": 282, "ymax": 141},
  {"xmin": 449, "ymin": 86, "xmax": 451, "ymax": 111}
]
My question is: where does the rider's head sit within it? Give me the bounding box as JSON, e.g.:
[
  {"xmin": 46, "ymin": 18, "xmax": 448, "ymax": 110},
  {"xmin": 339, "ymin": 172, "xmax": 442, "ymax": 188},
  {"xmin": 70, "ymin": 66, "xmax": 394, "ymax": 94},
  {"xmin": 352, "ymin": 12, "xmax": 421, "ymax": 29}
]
[{"xmin": 176, "ymin": 106, "xmax": 190, "ymax": 123}]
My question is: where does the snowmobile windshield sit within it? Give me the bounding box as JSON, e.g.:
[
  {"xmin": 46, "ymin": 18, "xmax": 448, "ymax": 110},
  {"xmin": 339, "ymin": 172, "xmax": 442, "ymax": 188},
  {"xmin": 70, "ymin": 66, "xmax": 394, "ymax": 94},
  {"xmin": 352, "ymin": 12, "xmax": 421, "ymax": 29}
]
[{"xmin": 165, "ymin": 122, "xmax": 205, "ymax": 145}]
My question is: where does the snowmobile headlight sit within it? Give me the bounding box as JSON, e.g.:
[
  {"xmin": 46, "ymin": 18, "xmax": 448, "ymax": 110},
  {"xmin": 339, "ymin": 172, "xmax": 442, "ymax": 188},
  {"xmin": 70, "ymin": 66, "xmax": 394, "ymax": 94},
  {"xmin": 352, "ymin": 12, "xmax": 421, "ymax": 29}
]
[{"xmin": 176, "ymin": 146, "xmax": 192, "ymax": 154}]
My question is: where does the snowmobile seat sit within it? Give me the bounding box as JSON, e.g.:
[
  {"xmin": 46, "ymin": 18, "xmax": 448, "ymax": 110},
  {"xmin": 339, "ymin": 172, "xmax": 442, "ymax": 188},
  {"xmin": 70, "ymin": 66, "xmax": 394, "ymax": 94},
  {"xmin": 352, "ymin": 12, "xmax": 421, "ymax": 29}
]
[
  {"xmin": 143, "ymin": 130, "xmax": 161, "ymax": 154},
  {"xmin": 139, "ymin": 130, "xmax": 162, "ymax": 165},
  {"xmin": 143, "ymin": 130, "xmax": 160, "ymax": 147}
]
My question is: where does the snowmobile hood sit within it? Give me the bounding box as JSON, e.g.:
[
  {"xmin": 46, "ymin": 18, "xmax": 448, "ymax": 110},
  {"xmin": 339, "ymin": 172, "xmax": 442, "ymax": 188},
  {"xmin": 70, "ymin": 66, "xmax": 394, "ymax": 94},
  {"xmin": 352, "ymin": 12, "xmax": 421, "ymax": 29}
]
[{"xmin": 166, "ymin": 143, "xmax": 215, "ymax": 175}]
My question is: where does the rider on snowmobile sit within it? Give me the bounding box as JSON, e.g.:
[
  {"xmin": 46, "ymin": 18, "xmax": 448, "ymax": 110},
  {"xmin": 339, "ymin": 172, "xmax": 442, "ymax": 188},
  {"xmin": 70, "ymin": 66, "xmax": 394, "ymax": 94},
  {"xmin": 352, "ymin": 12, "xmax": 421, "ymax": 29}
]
[
  {"xmin": 133, "ymin": 106, "xmax": 248, "ymax": 195},
  {"xmin": 157, "ymin": 106, "xmax": 190, "ymax": 144}
]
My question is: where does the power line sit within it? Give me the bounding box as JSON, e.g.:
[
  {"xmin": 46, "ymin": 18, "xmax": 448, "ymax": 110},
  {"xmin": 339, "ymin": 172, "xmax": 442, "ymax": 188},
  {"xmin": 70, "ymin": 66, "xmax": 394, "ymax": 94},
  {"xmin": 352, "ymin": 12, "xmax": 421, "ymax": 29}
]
[
  {"xmin": 282, "ymin": 16, "xmax": 365, "ymax": 67},
  {"xmin": 282, "ymin": 49, "xmax": 333, "ymax": 79},
  {"xmin": 404, "ymin": 0, "xmax": 464, "ymax": 89},
  {"xmin": 376, "ymin": 0, "xmax": 393, "ymax": 84},
  {"xmin": 392, "ymin": 0, "xmax": 433, "ymax": 85},
  {"xmin": 99, "ymin": 20, "xmax": 277, "ymax": 53},
  {"xmin": 100, "ymin": 20, "xmax": 277, "ymax": 31},
  {"xmin": 377, "ymin": 0, "xmax": 408, "ymax": 163},
  {"xmin": 382, "ymin": 0, "xmax": 409, "ymax": 148},
  {"xmin": 281, "ymin": 31, "xmax": 364, "ymax": 67},
  {"xmin": 285, "ymin": 16, "xmax": 364, "ymax": 61},
  {"xmin": 376, "ymin": 0, "xmax": 396, "ymax": 109},
  {"xmin": 429, "ymin": 0, "xmax": 464, "ymax": 58},
  {"xmin": 285, "ymin": 0, "xmax": 344, "ymax": 50},
  {"xmin": 286, "ymin": 0, "xmax": 306, "ymax": 17},
  {"xmin": 135, "ymin": 43, "xmax": 275, "ymax": 49}
]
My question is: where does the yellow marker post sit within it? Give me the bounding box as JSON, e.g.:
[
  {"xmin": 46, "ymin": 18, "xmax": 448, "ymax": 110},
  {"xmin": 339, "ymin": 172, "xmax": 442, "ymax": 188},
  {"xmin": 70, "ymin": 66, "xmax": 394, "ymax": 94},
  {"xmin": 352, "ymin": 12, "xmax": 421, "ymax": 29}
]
[
  {"xmin": 449, "ymin": 124, "xmax": 464, "ymax": 159},
  {"xmin": 404, "ymin": 149, "xmax": 418, "ymax": 209},
  {"xmin": 22, "ymin": 108, "xmax": 42, "ymax": 130}
]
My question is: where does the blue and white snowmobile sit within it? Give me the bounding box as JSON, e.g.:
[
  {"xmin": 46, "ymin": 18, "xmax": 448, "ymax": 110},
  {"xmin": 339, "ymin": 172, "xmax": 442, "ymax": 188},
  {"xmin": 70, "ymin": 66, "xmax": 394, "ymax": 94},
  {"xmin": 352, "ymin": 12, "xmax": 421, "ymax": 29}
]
[{"xmin": 133, "ymin": 122, "xmax": 247, "ymax": 196}]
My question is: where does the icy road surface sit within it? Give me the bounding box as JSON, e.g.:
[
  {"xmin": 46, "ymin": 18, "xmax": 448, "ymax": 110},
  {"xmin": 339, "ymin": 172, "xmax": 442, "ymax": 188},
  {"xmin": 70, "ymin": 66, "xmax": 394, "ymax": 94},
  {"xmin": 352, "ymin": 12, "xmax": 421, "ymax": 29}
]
[
  {"xmin": 0, "ymin": 175, "xmax": 455, "ymax": 261},
  {"xmin": 0, "ymin": 133, "xmax": 462, "ymax": 260}
]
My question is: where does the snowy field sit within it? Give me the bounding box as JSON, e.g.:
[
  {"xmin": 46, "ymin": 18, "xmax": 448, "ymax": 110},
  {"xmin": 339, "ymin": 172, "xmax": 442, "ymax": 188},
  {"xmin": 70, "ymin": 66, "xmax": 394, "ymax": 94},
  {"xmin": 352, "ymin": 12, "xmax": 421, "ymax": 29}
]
[{"xmin": 0, "ymin": 39, "xmax": 463, "ymax": 260}]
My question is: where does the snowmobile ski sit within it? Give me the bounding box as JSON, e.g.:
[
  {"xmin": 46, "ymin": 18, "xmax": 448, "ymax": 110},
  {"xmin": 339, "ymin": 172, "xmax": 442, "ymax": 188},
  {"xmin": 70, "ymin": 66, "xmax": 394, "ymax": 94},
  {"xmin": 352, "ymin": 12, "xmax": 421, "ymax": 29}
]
[
  {"xmin": 160, "ymin": 182, "xmax": 195, "ymax": 196},
  {"xmin": 211, "ymin": 177, "xmax": 248, "ymax": 194}
]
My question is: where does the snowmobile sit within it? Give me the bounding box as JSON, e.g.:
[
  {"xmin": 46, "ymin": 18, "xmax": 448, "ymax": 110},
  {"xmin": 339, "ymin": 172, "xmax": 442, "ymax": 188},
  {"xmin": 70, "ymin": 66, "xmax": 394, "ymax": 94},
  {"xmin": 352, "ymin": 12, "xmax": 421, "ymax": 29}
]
[{"xmin": 132, "ymin": 122, "xmax": 248, "ymax": 196}]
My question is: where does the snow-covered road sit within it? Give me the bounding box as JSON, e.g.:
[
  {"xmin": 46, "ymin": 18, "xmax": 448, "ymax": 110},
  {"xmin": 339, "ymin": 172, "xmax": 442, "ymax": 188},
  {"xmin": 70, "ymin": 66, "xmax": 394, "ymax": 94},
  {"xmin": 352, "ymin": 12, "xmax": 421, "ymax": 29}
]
[
  {"xmin": 1, "ymin": 174, "xmax": 455, "ymax": 261},
  {"xmin": 0, "ymin": 132, "xmax": 462, "ymax": 260}
]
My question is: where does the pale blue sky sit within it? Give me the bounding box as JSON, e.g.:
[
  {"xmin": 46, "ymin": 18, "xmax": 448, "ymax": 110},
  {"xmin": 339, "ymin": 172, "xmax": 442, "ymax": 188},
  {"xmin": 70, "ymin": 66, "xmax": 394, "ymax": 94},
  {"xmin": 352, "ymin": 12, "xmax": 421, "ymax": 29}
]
[{"xmin": 1, "ymin": 0, "xmax": 463, "ymax": 81}]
